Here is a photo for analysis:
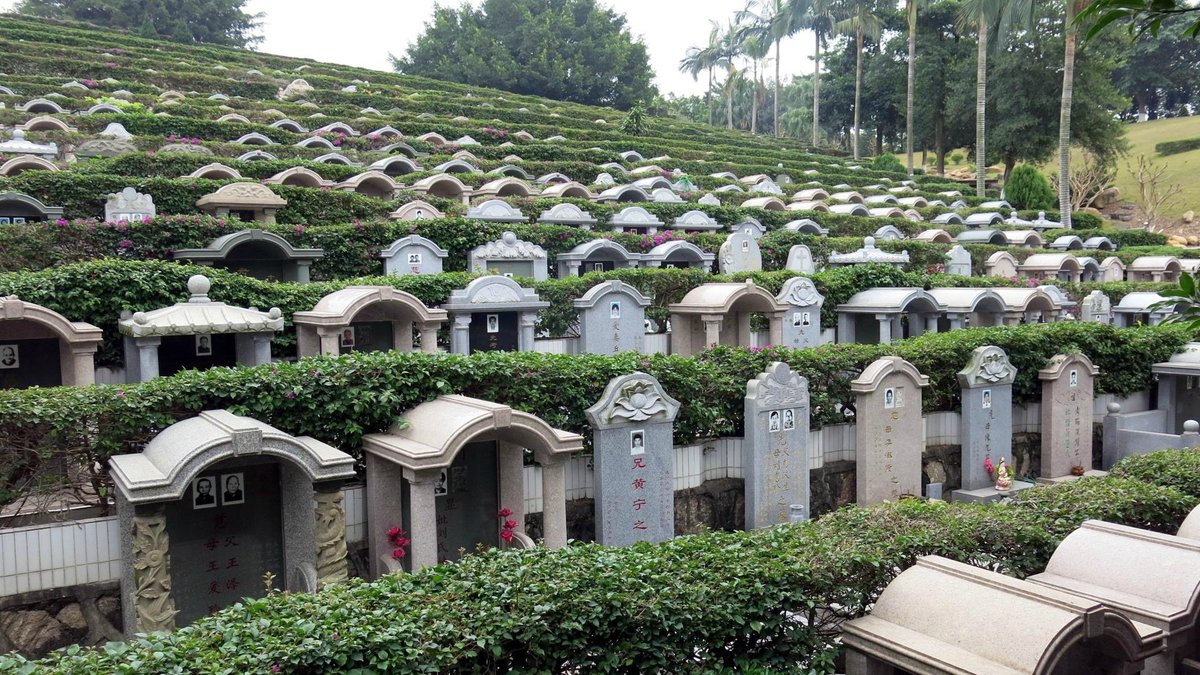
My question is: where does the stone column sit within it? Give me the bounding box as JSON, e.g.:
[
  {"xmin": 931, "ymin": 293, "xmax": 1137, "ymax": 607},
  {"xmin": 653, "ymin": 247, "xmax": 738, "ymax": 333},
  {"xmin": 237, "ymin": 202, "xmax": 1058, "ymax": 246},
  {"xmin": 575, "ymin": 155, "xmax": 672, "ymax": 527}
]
[
  {"xmin": 876, "ymin": 314, "xmax": 892, "ymax": 344},
  {"xmin": 296, "ymin": 260, "xmax": 312, "ymax": 284},
  {"xmin": 317, "ymin": 327, "xmax": 342, "ymax": 356},
  {"xmin": 365, "ymin": 452, "xmax": 405, "ymax": 579},
  {"xmin": 69, "ymin": 345, "xmax": 97, "ymax": 386},
  {"xmin": 946, "ymin": 314, "xmax": 964, "ymax": 331},
  {"xmin": 391, "ymin": 319, "xmax": 414, "ymax": 351},
  {"xmin": 540, "ymin": 458, "xmax": 567, "ymax": 549},
  {"xmin": 135, "ymin": 337, "xmax": 161, "ymax": 382},
  {"xmin": 702, "ymin": 315, "xmax": 722, "ymax": 349},
  {"xmin": 251, "ymin": 333, "xmax": 273, "ymax": 366},
  {"xmin": 129, "ymin": 506, "xmax": 177, "ymax": 633},
  {"xmin": 563, "ymin": 260, "xmax": 582, "ymax": 277},
  {"xmin": 923, "ymin": 315, "xmax": 939, "ymax": 334},
  {"xmin": 450, "ymin": 314, "xmax": 471, "ymax": 354},
  {"xmin": 418, "ymin": 322, "xmax": 440, "ymax": 354},
  {"xmin": 498, "ymin": 442, "xmax": 525, "ymax": 535},
  {"xmin": 519, "ymin": 312, "xmax": 538, "ymax": 352},
  {"xmin": 404, "ymin": 469, "xmax": 440, "ymax": 572},
  {"xmin": 767, "ymin": 311, "xmax": 785, "ymax": 347},
  {"xmin": 1003, "ymin": 313, "xmax": 1023, "ymax": 327},
  {"xmin": 313, "ymin": 484, "xmax": 348, "ymax": 589},
  {"xmin": 845, "ymin": 651, "xmax": 895, "ymax": 675}
]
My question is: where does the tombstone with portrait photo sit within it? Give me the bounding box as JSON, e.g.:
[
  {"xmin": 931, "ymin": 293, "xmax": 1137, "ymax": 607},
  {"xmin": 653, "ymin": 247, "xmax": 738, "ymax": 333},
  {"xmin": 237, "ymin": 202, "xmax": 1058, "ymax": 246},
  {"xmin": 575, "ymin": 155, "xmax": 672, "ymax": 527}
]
[
  {"xmin": 1040, "ymin": 353, "xmax": 1099, "ymax": 480},
  {"xmin": 573, "ymin": 280, "xmax": 650, "ymax": 355},
  {"xmin": 952, "ymin": 346, "xmax": 1019, "ymax": 499},
  {"xmin": 744, "ymin": 362, "xmax": 810, "ymax": 528},
  {"xmin": 109, "ymin": 410, "xmax": 356, "ymax": 634},
  {"xmin": 777, "ymin": 277, "xmax": 824, "ymax": 349},
  {"xmin": 443, "ymin": 276, "xmax": 548, "ymax": 354},
  {"xmin": 852, "ymin": 356, "xmax": 929, "ymax": 505},
  {"xmin": 380, "ymin": 235, "xmax": 448, "ymax": 276},
  {"xmin": 586, "ymin": 372, "xmax": 680, "ymax": 546}
]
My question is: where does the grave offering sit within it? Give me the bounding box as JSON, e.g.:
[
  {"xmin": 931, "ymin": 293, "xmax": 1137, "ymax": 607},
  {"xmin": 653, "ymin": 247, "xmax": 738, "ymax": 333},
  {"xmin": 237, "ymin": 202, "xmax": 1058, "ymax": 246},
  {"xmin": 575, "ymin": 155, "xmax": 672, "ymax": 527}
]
[
  {"xmin": 952, "ymin": 346, "xmax": 1032, "ymax": 502},
  {"xmin": 380, "ymin": 235, "xmax": 448, "ymax": 276},
  {"xmin": 573, "ymin": 280, "xmax": 650, "ymax": 354},
  {"xmin": 1039, "ymin": 353, "xmax": 1100, "ymax": 481},
  {"xmin": 744, "ymin": 362, "xmax": 810, "ymax": 528},
  {"xmin": 585, "ymin": 372, "xmax": 680, "ymax": 546},
  {"xmin": 109, "ymin": 410, "xmax": 356, "ymax": 632},
  {"xmin": 851, "ymin": 356, "xmax": 928, "ymax": 504}
]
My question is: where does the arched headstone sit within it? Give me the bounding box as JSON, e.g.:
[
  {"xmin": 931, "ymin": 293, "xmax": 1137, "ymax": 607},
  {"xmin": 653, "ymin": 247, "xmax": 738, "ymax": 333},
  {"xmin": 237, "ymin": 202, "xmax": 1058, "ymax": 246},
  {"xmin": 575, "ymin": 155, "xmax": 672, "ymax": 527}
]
[
  {"xmin": 573, "ymin": 281, "xmax": 650, "ymax": 354},
  {"xmin": 777, "ymin": 277, "xmax": 823, "ymax": 349},
  {"xmin": 945, "ymin": 245, "xmax": 972, "ymax": 276},
  {"xmin": 718, "ymin": 231, "xmax": 762, "ymax": 274},
  {"xmin": 953, "ymin": 346, "xmax": 1021, "ymax": 500},
  {"xmin": 851, "ymin": 356, "xmax": 929, "ymax": 504},
  {"xmin": 1040, "ymin": 353, "xmax": 1099, "ymax": 480},
  {"xmin": 585, "ymin": 372, "xmax": 680, "ymax": 546},
  {"xmin": 1081, "ymin": 290, "xmax": 1112, "ymax": 324},
  {"xmin": 744, "ymin": 362, "xmax": 810, "ymax": 528},
  {"xmin": 786, "ymin": 245, "xmax": 816, "ymax": 274}
]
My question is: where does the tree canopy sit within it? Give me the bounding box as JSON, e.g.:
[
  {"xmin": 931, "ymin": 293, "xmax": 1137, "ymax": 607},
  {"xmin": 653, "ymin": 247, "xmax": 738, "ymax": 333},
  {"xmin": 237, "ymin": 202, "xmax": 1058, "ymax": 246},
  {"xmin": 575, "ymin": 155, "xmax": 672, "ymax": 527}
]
[
  {"xmin": 1077, "ymin": 0, "xmax": 1200, "ymax": 39},
  {"xmin": 393, "ymin": 0, "xmax": 656, "ymax": 110},
  {"xmin": 13, "ymin": 0, "xmax": 262, "ymax": 47}
]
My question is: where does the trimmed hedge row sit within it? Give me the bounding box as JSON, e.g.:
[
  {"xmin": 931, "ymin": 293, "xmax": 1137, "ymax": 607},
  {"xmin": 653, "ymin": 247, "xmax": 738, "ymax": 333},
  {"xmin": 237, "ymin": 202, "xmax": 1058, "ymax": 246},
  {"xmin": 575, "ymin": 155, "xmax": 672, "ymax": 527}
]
[
  {"xmin": 2, "ymin": 463, "xmax": 1196, "ymax": 673},
  {"xmin": 1156, "ymin": 137, "xmax": 1200, "ymax": 157}
]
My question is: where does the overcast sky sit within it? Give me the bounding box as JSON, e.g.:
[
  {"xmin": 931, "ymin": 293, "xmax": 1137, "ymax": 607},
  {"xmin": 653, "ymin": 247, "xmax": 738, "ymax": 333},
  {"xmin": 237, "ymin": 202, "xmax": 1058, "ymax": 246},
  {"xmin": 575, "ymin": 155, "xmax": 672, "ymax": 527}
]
[{"xmin": 0, "ymin": 0, "xmax": 818, "ymax": 97}]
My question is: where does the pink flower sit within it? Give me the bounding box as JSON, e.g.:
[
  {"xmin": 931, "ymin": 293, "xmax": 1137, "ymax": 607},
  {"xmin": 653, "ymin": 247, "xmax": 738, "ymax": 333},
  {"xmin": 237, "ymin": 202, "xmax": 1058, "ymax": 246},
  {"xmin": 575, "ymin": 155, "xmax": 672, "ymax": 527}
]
[
  {"xmin": 498, "ymin": 508, "xmax": 513, "ymax": 517},
  {"xmin": 504, "ymin": 519, "xmax": 518, "ymax": 530},
  {"xmin": 387, "ymin": 526, "xmax": 401, "ymax": 539},
  {"xmin": 118, "ymin": 239, "xmax": 134, "ymax": 249},
  {"xmin": 391, "ymin": 546, "xmax": 406, "ymax": 559},
  {"xmin": 500, "ymin": 530, "xmax": 514, "ymax": 543}
]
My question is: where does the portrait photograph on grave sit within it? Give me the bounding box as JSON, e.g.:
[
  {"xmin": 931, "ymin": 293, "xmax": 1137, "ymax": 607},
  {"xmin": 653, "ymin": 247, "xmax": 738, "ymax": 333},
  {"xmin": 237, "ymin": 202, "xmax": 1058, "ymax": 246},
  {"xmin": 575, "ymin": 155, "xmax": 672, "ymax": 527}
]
[
  {"xmin": 486, "ymin": 314, "xmax": 499, "ymax": 333},
  {"xmin": 769, "ymin": 410, "xmax": 781, "ymax": 432},
  {"xmin": 630, "ymin": 430, "xmax": 645, "ymax": 454},
  {"xmin": 195, "ymin": 335, "xmax": 212, "ymax": 356},
  {"xmin": 783, "ymin": 408, "xmax": 795, "ymax": 430},
  {"xmin": 340, "ymin": 328, "xmax": 355, "ymax": 348},
  {"xmin": 1070, "ymin": 369, "xmax": 1078, "ymax": 387},
  {"xmin": 610, "ymin": 301, "xmax": 621, "ymax": 319},
  {"xmin": 435, "ymin": 469, "xmax": 448, "ymax": 496},
  {"xmin": 192, "ymin": 476, "xmax": 216, "ymax": 509},
  {"xmin": 407, "ymin": 252, "xmax": 422, "ymax": 265},
  {"xmin": 221, "ymin": 473, "xmax": 244, "ymax": 505},
  {"xmin": 884, "ymin": 387, "xmax": 895, "ymax": 409},
  {"xmin": 0, "ymin": 345, "xmax": 18, "ymax": 369}
]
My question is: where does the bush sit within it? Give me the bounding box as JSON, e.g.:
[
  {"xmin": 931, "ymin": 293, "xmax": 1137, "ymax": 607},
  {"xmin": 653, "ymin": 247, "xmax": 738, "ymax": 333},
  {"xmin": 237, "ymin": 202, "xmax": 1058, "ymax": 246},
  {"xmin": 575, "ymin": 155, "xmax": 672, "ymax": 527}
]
[
  {"xmin": 871, "ymin": 153, "xmax": 905, "ymax": 173},
  {"xmin": 3, "ymin": 469, "xmax": 1195, "ymax": 674},
  {"xmin": 949, "ymin": 151, "xmax": 964, "ymax": 164},
  {"xmin": 1110, "ymin": 449, "xmax": 1200, "ymax": 497},
  {"xmin": 1156, "ymin": 137, "xmax": 1200, "ymax": 157},
  {"xmin": 1005, "ymin": 164, "xmax": 1056, "ymax": 210}
]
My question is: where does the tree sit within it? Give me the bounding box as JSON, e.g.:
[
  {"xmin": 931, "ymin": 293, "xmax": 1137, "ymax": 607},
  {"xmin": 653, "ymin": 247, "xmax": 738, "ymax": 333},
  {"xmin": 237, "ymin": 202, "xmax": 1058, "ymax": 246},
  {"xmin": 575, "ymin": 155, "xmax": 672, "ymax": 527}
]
[
  {"xmin": 737, "ymin": 0, "xmax": 807, "ymax": 137},
  {"xmin": 1077, "ymin": 0, "xmax": 1200, "ymax": 40},
  {"xmin": 679, "ymin": 22, "xmax": 724, "ymax": 126},
  {"xmin": 395, "ymin": 0, "xmax": 655, "ymax": 109},
  {"xmin": 14, "ymin": 0, "xmax": 262, "ymax": 47},
  {"xmin": 1114, "ymin": 16, "xmax": 1200, "ymax": 121},
  {"xmin": 836, "ymin": 0, "xmax": 885, "ymax": 160},
  {"xmin": 904, "ymin": 0, "xmax": 934, "ymax": 175},
  {"xmin": 1006, "ymin": 164, "xmax": 1056, "ymax": 209},
  {"xmin": 805, "ymin": 0, "xmax": 840, "ymax": 147},
  {"xmin": 1057, "ymin": 0, "xmax": 1089, "ymax": 229}
]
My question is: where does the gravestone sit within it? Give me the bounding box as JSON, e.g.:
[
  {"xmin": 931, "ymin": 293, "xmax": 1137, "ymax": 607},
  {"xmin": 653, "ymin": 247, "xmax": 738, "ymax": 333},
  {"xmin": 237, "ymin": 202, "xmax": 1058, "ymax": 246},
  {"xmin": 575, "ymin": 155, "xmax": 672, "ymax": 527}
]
[
  {"xmin": 1081, "ymin": 290, "xmax": 1112, "ymax": 324},
  {"xmin": 380, "ymin": 235, "xmax": 447, "ymax": 276},
  {"xmin": 105, "ymin": 187, "xmax": 156, "ymax": 222},
  {"xmin": 573, "ymin": 280, "xmax": 650, "ymax": 354},
  {"xmin": 786, "ymin": 245, "xmax": 816, "ymax": 274},
  {"xmin": 1040, "ymin": 353, "xmax": 1099, "ymax": 480},
  {"xmin": 737, "ymin": 219, "xmax": 767, "ymax": 239},
  {"xmin": 945, "ymin": 245, "xmax": 972, "ymax": 276},
  {"xmin": 718, "ymin": 231, "xmax": 762, "ymax": 274},
  {"xmin": 777, "ymin": 277, "xmax": 823, "ymax": 349},
  {"xmin": 851, "ymin": 356, "xmax": 929, "ymax": 505},
  {"xmin": 585, "ymin": 372, "xmax": 680, "ymax": 546},
  {"xmin": 442, "ymin": 275, "xmax": 548, "ymax": 354},
  {"xmin": 469, "ymin": 231, "xmax": 548, "ymax": 280},
  {"xmin": 954, "ymin": 346, "xmax": 1017, "ymax": 495},
  {"xmin": 744, "ymin": 362, "xmax": 810, "ymax": 528}
]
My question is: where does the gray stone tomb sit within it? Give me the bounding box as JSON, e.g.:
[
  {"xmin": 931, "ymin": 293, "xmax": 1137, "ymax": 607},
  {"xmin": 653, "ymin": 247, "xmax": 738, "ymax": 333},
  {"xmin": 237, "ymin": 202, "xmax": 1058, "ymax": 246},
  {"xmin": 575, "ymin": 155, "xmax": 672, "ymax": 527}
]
[
  {"xmin": 380, "ymin": 235, "xmax": 448, "ymax": 276},
  {"xmin": 468, "ymin": 231, "xmax": 548, "ymax": 280},
  {"xmin": 744, "ymin": 362, "xmax": 810, "ymax": 528},
  {"xmin": 944, "ymin": 244, "xmax": 972, "ymax": 276},
  {"xmin": 717, "ymin": 230, "xmax": 763, "ymax": 274},
  {"xmin": 785, "ymin": 244, "xmax": 816, "ymax": 274},
  {"xmin": 573, "ymin": 280, "xmax": 650, "ymax": 355},
  {"xmin": 851, "ymin": 356, "xmax": 929, "ymax": 504},
  {"xmin": 776, "ymin": 277, "xmax": 823, "ymax": 350},
  {"xmin": 173, "ymin": 229, "xmax": 323, "ymax": 283},
  {"xmin": 585, "ymin": 372, "xmax": 681, "ymax": 546},
  {"xmin": 105, "ymin": 187, "xmax": 156, "ymax": 222},
  {"xmin": 0, "ymin": 295, "xmax": 102, "ymax": 388},
  {"xmin": 951, "ymin": 346, "xmax": 1032, "ymax": 502},
  {"xmin": 441, "ymin": 275, "xmax": 548, "ymax": 354},
  {"xmin": 1081, "ymin": 289, "xmax": 1113, "ymax": 324},
  {"xmin": 1039, "ymin": 353, "xmax": 1100, "ymax": 480}
]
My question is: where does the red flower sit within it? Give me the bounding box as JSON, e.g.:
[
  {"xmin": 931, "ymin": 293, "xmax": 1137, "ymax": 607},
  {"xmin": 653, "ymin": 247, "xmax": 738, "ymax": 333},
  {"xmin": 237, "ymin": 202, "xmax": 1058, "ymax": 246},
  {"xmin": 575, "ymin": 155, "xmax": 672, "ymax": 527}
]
[
  {"xmin": 500, "ymin": 530, "xmax": 514, "ymax": 543},
  {"xmin": 504, "ymin": 520, "xmax": 518, "ymax": 530},
  {"xmin": 391, "ymin": 547, "xmax": 406, "ymax": 559},
  {"xmin": 497, "ymin": 508, "xmax": 513, "ymax": 518},
  {"xmin": 386, "ymin": 526, "xmax": 401, "ymax": 539}
]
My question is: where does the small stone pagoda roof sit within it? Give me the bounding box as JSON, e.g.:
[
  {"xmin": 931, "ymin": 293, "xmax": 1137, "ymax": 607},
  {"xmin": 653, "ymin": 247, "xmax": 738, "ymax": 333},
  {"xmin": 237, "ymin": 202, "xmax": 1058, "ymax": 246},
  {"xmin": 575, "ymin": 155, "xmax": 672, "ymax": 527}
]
[{"xmin": 118, "ymin": 275, "xmax": 284, "ymax": 337}]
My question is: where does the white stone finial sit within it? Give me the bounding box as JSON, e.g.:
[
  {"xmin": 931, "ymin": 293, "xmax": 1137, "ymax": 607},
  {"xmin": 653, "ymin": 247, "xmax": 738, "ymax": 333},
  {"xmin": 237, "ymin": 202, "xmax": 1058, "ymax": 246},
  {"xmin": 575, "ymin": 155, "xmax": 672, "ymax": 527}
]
[
  {"xmin": 1107, "ymin": 402, "xmax": 1121, "ymax": 414},
  {"xmin": 501, "ymin": 231, "xmax": 518, "ymax": 245},
  {"xmin": 1186, "ymin": 420, "xmax": 1199, "ymax": 434},
  {"xmin": 12, "ymin": 129, "xmax": 25, "ymax": 140},
  {"xmin": 188, "ymin": 274, "xmax": 212, "ymax": 299},
  {"xmin": 133, "ymin": 311, "xmax": 148, "ymax": 325},
  {"xmin": 864, "ymin": 236, "xmax": 876, "ymax": 249},
  {"xmin": 268, "ymin": 307, "xmax": 282, "ymax": 319}
]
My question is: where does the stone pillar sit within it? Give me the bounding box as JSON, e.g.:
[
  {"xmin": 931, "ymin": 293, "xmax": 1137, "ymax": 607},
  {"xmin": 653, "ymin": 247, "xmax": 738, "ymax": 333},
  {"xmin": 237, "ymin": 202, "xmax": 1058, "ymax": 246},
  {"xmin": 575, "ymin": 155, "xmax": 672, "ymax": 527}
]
[
  {"xmin": 313, "ymin": 484, "xmax": 348, "ymax": 589},
  {"xmin": 845, "ymin": 651, "xmax": 895, "ymax": 675},
  {"xmin": 1003, "ymin": 313, "xmax": 1023, "ymax": 327},
  {"xmin": 129, "ymin": 506, "xmax": 178, "ymax": 633},
  {"xmin": 540, "ymin": 458, "xmax": 567, "ymax": 549},
  {"xmin": 519, "ymin": 312, "xmax": 538, "ymax": 352},
  {"xmin": 851, "ymin": 356, "xmax": 930, "ymax": 505},
  {"xmin": 135, "ymin": 337, "xmax": 161, "ymax": 382},
  {"xmin": 251, "ymin": 333, "xmax": 273, "ymax": 365},
  {"xmin": 876, "ymin": 314, "xmax": 892, "ymax": 344},
  {"xmin": 767, "ymin": 311, "xmax": 785, "ymax": 347},
  {"xmin": 391, "ymin": 319, "xmax": 414, "ymax": 352},
  {"xmin": 418, "ymin": 322, "xmax": 440, "ymax": 354},
  {"xmin": 1039, "ymin": 353, "xmax": 1099, "ymax": 479},
  {"xmin": 317, "ymin": 327, "xmax": 342, "ymax": 356},
  {"xmin": 702, "ymin": 315, "xmax": 722, "ymax": 349},
  {"xmin": 405, "ymin": 469, "xmax": 440, "ymax": 572},
  {"xmin": 923, "ymin": 315, "xmax": 939, "ymax": 334},
  {"xmin": 365, "ymin": 452, "xmax": 405, "ymax": 579},
  {"xmin": 946, "ymin": 314, "xmax": 964, "ymax": 331},
  {"xmin": 837, "ymin": 313, "xmax": 856, "ymax": 343},
  {"xmin": 585, "ymin": 372, "xmax": 681, "ymax": 546},
  {"xmin": 563, "ymin": 260, "xmax": 582, "ymax": 277},
  {"xmin": 69, "ymin": 345, "xmax": 97, "ymax": 386},
  {"xmin": 296, "ymin": 260, "xmax": 312, "ymax": 284},
  {"xmin": 450, "ymin": 314, "xmax": 471, "ymax": 354},
  {"xmin": 498, "ymin": 442, "xmax": 525, "ymax": 535},
  {"xmin": 954, "ymin": 346, "xmax": 1016, "ymax": 494},
  {"xmin": 744, "ymin": 363, "xmax": 810, "ymax": 528}
]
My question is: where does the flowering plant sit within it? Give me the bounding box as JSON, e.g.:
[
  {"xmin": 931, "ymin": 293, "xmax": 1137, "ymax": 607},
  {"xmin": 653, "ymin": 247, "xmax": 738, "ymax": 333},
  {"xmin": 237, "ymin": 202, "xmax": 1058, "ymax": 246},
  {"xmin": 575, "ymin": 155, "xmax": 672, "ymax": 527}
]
[
  {"xmin": 386, "ymin": 525, "xmax": 410, "ymax": 560},
  {"xmin": 498, "ymin": 508, "xmax": 518, "ymax": 543},
  {"xmin": 984, "ymin": 456, "xmax": 995, "ymax": 477}
]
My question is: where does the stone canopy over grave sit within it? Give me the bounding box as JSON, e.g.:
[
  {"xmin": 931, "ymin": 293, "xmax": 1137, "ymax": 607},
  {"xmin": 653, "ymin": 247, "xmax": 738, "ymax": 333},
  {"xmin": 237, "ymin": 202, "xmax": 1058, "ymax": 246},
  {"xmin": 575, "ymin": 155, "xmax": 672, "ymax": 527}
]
[
  {"xmin": 718, "ymin": 231, "xmax": 762, "ymax": 274},
  {"xmin": 0, "ymin": 130, "xmax": 58, "ymax": 159},
  {"xmin": 441, "ymin": 275, "xmax": 549, "ymax": 354},
  {"xmin": 826, "ymin": 237, "xmax": 910, "ymax": 268},
  {"xmin": 109, "ymin": 410, "xmax": 356, "ymax": 633},
  {"xmin": 640, "ymin": 240, "xmax": 715, "ymax": 269},
  {"xmin": 469, "ymin": 231, "xmax": 548, "ymax": 280},
  {"xmin": 119, "ymin": 275, "xmax": 284, "ymax": 382},
  {"xmin": 852, "ymin": 355, "xmax": 928, "ymax": 504},
  {"xmin": 836, "ymin": 288, "xmax": 942, "ymax": 344},
  {"xmin": 364, "ymin": 395, "xmax": 584, "ymax": 573},
  {"xmin": 953, "ymin": 346, "xmax": 1023, "ymax": 501},
  {"xmin": 1040, "ymin": 352, "xmax": 1099, "ymax": 480},
  {"xmin": 573, "ymin": 280, "xmax": 650, "ymax": 354},
  {"xmin": 671, "ymin": 210, "xmax": 722, "ymax": 232},
  {"xmin": 0, "ymin": 295, "xmax": 102, "ymax": 388},
  {"xmin": 388, "ymin": 200, "xmax": 444, "ymax": 222},
  {"xmin": 842, "ymin": 556, "xmax": 1161, "ymax": 675},
  {"xmin": 0, "ymin": 191, "xmax": 64, "ymax": 223},
  {"xmin": 744, "ymin": 362, "xmax": 810, "ymax": 528},
  {"xmin": 195, "ymin": 182, "xmax": 287, "ymax": 225},
  {"xmin": 537, "ymin": 202, "xmax": 597, "ymax": 228},
  {"xmin": 105, "ymin": 187, "xmax": 156, "ymax": 222},
  {"xmin": 555, "ymin": 239, "xmax": 640, "ymax": 277},
  {"xmin": 173, "ymin": 229, "xmax": 324, "ymax": 283},
  {"xmin": 379, "ymin": 234, "xmax": 448, "ymax": 276},
  {"xmin": 669, "ymin": 281, "xmax": 787, "ymax": 356},
  {"xmin": 609, "ymin": 206, "xmax": 663, "ymax": 234},
  {"xmin": 465, "ymin": 199, "xmax": 528, "ymax": 224},
  {"xmin": 293, "ymin": 286, "xmax": 447, "ymax": 357},
  {"xmin": 586, "ymin": 372, "xmax": 680, "ymax": 546},
  {"xmin": 776, "ymin": 277, "xmax": 823, "ymax": 349}
]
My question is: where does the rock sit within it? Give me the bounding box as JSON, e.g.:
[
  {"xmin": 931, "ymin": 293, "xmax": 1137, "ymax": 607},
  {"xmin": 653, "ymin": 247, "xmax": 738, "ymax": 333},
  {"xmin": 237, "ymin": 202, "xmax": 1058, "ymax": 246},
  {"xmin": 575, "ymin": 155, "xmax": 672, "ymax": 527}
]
[
  {"xmin": 1169, "ymin": 236, "xmax": 1189, "ymax": 247},
  {"xmin": 1189, "ymin": 236, "xmax": 1199, "ymax": 247},
  {"xmin": 1080, "ymin": 207, "xmax": 1104, "ymax": 219},
  {"xmin": 1185, "ymin": 210, "xmax": 1195, "ymax": 224},
  {"xmin": 96, "ymin": 596, "xmax": 121, "ymax": 630},
  {"xmin": 54, "ymin": 604, "xmax": 86, "ymax": 632},
  {"xmin": 0, "ymin": 610, "xmax": 67, "ymax": 656},
  {"xmin": 1092, "ymin": 187, "xmax": 1121, "ymax": 209},
  {"xmin": 277, "ymin": 78, "xmax": 313, "ymax": 101}
]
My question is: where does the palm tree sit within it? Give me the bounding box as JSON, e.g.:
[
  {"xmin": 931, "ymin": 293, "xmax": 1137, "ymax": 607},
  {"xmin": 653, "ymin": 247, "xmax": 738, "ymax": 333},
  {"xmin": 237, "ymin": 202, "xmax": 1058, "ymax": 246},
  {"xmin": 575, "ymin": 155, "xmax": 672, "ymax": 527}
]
[
  {"xmin": 740, "ymin": 31, "xmax": 770, "ymax": 133},
  {"xmin": 1058, "ymin": 0, "xmax": 1088, "ymax": 229},
  {"xmin": 737, "ymin": 0, "xmax": 808, "ymax": 137},
  {"xmin": 904, "ymin": 0, "xmax": 933, "ymax": 175},
  {"xmin": 679, "ymin": 21, "xmax": 723, "ymax": 127},
  {"xmin": 717, "ymin": 21, "xmax": 742, "ymax": 130},
  {"xmin": 804, "ymin": 0, "xmax": 838, "ymax": 148},
  {"xmin": 836, "ymin": 0, "xmax": 883, "ymax": 160},
  {"xmin": 957, "ymin": 0, "xmax": 1033, "ymax": 197}
]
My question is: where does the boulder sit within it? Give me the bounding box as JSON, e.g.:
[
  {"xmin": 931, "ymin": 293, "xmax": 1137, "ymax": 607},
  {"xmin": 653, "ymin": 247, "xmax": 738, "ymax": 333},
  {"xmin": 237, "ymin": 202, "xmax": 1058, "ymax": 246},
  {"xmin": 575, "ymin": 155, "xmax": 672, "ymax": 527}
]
[
  {"xmin": 1184, "ymin": 210, "xmax": 1195, "ymax": 224},
  {"xmin": 1092, "ymin": 187, "xmax": 1121, "ymax": 209},
  {"xmin": 0, "ymin": 610, "xmax": 68, "ymax": 656},
  {"xmin": 277, "ymin": 78, "xmax": 313, "ymax": 101}
]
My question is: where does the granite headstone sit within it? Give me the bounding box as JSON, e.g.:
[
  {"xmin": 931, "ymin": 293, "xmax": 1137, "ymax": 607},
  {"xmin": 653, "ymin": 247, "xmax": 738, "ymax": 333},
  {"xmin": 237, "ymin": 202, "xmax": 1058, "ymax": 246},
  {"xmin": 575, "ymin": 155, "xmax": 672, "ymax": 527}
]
[
  {"xmin": 851, "ymin": 356, "xmax": 929, "ymax": 505},
  {"xmin": 1039, "ymin": 353, "xmax": 1099, "ymax": 479},
  {"xmin": 777, "ymin": 277, "xmax": 823, "ymax": 350},
  {"xmin": 744, "ymin": 362, "xmax": 810, "ymax": 528},
  {"xmin": 718, "ymin": 231, "xmax": 763, "ymax": 274},
  {"xmin": 955, "ymin": 346, "xmax": 1016, "ymax": 492}
]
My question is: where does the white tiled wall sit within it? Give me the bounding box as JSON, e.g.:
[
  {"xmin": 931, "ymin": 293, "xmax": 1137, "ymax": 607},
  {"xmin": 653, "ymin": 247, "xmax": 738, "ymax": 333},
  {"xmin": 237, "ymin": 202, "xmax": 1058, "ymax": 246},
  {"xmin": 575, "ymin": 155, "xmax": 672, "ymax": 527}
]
[
  {"xmin": 343, "ymin": 485, "xmax": 366, "ymax": 544},
  {"xmin": 0, "ymin": 516, "xmax": 120, "ymax": 597}
]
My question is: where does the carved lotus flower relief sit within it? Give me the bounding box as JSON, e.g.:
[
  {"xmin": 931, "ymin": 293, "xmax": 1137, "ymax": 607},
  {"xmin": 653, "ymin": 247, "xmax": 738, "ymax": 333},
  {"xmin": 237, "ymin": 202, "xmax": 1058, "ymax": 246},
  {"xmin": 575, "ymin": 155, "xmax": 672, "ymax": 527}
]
[{"xmin": 608, "ymin": 380, "xmax": 667, "ymax": 422}]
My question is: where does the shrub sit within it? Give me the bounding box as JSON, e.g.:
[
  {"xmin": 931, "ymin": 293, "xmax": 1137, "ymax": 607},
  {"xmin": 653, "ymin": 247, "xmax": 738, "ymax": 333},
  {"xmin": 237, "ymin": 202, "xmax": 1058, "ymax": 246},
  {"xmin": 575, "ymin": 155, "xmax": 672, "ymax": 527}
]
[
  {"xmin": 871, "ymin": 153, "xmax": 905, "ymax": 173},
  {"xmin": 2, "ymin": 469, "xmax": 1195, "ymax": 674},
  {"xmin": 1110, "ymin": 449, "xmax": 1200, "ymax": 497},
  {"xmin": 1005, "ymin": 164, "xmax": 1056, "ymax": 210},
  {"xmin": 1156, "ymin": 137, "xmax": 1200, "ymax": 157},
  {"xmin": 949, "ymin": 151, "xmax": 964, "ymax": 165}
]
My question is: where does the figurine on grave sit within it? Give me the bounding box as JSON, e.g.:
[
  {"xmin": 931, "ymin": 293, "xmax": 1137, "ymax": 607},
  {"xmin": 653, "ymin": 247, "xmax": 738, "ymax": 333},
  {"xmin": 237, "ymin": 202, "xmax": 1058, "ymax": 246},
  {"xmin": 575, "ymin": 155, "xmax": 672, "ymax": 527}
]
[{"xmin": 994, "ymin": 457, "xmax": 1012, "ymax": 492}]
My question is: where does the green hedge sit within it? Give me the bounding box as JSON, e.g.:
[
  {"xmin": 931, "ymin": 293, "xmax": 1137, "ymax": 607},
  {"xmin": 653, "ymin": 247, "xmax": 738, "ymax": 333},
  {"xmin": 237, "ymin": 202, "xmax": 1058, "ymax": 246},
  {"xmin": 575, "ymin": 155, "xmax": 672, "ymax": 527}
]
[
  {"xmin": 2, "ymin": 468, "xmax": 1195, "ymax": 673},
  {"xmin": 1156, "ymin": 138, "xmax": 1200, "ymax": 157}
]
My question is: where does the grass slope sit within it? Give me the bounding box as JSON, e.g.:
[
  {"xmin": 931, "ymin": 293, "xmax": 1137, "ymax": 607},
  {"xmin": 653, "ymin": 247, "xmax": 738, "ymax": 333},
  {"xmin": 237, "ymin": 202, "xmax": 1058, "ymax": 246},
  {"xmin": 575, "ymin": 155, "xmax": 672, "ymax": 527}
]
[{"xmin": 1114, "ymin": 116, "xmax": 1200, "ymax": 220}]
